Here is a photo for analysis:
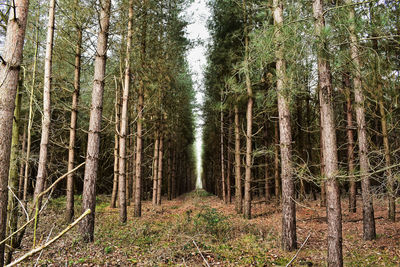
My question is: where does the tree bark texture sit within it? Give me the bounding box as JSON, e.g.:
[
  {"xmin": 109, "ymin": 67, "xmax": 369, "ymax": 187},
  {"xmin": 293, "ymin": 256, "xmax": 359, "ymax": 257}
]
[
  {"xmin": 313, "ymin": 1, "xmax": 343, "ymax": 265},
  {"xmin": 345, "ymin": 0, "xmax": 376, "ymax": 240},
  {"xmin": 234, "ymin": 105, "xmax": 242, "ymax": 213},
  {"xmin": 273, "ymin": 0, "xmax": 297, "ymax": 251},
  {"xmin": 0, "ymin": 1, "xmax": 29, "ymax": 265},
  {"xmin": 33, "ymin": 0, "xmax": 56, "ymax": 208},
  {"xmin": 80, "ymin": 0, "xmax": 112, "ymax": 242}
]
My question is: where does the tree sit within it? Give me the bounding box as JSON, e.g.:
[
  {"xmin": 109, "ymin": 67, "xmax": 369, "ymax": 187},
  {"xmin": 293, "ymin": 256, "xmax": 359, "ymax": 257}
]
[
  {"xmin": 80, "ymin": 0, "xmax": 112, "ymax": 242},
  {"xmin": 313, "ymin": 0, "xmax": 343, "ymax": 265},
  {"xmin": 273, "ymin": 0, "xmax": 296, "ymax": 251},
  {"xmin": 0, "ymin": 1, "xmax": 30, "ymax": 265},
  {"xmin": 118, "ymin": 0, "xmax": 134, "ymax": 223},
  {"xmin": 344, "ymin": 0, "xmax": 376, "ymax": 240},
  {"xmin": 33, "ymin": 0, "xmax": 56, "ymax": 208}
]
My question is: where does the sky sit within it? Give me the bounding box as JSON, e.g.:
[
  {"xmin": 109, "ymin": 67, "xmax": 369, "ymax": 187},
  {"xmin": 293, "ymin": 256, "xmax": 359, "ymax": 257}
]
[{"xmin": 184, "ymin": 0, "xmax": 211, "ymax": 188}]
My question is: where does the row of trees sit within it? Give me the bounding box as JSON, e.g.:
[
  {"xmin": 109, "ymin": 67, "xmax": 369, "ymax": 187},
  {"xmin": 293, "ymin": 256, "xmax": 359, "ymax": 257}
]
[
  {"xmin": 202, "ymin": 0, "xmax": 399, "ymax": 266},
  {"xmin": 0, "ymin": 0, "xmax": 196, "ymax": 265}
]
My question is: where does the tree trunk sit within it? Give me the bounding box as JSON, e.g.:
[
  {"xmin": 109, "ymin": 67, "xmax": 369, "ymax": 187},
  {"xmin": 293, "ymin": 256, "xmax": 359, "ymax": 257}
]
[
  {"xmin": 313, "ymin": 1, "xmax": 343, "ymax": 265},
  {"xmin": 118, "ymin": 0, "xmax": 134, "ymax": 223},
  {"xmin": 6, "ymin": 80, "xmax": 22, "ymax": 264},
  {"xmin": 33, "ymin": 0, "xmax": 56, "ymax": 208},
  {"xmin": 80, "ymin": 0, "xmax": 112, "ymax": 242},
  {"xmin": 343, "ymin": 73, "xmax": 356, "ymax": 213},
  {"xmin": 227, "ymin": 112, "xmax": 232, "ymax": 203},
  {"xmin": 172, "ymin": 149, "xmax": 177, "ymax": 199},
  {"xmin": 274, "ymin": 120, "xmax": 280, "ymax": 200},
  {"xmin": 152, "ymin": 135, "xmax": 159, "ymax": 205},
  {"xmin": 345, "ymin": 0, "xmax": 376, "ymax": 240},
  {"xmin": 157, "ymin": 134, "xmax": 163, "ymax": 205},
  {"xmin": 243, "ymin": 0, "xmax": 253, "ymax": 220},
  {"xmin": 0, "ymin": 1, "xmax": 29, "ymax": 265},
  {"xmin": 264, "ymin": 123, "xmax": 270, "ymax": 202},
  {"xmin": 111, "ymin": 80, "xmax": 120, "ymax": 208},
  {"xmin": 23, "ymin": 5, "xmax": 40, "ymax": 204},
  {"xmin": 18, "ymin": 115, "xmax": 27, "ymax": 199},
  {"xmin": 273, "ymin": 0, "xmax": 296, "ymax": 251},
  {"xmin": 220, "ymin": 88, "xmax": 226, "ymax": 204},
  {"xmin": 167, "ymin": 142, "xmax": 172, "ymax": 200},
  {"xmin": 234, "ymin": 104, "xmax": 242, "ymax": 213},
  {"xmin": 134, "ymin": 0, "xmax": 148, "ymax": 217},
  {"xmin": 66, "ymin": 0, "xmax": 83, "ymax": 222}
]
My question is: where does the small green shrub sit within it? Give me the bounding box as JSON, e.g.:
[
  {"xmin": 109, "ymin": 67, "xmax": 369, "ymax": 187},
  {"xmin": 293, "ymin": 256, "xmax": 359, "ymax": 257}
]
[{"xmin": 194, "ymin": 206, "xmax": 230, "ymax": 239}]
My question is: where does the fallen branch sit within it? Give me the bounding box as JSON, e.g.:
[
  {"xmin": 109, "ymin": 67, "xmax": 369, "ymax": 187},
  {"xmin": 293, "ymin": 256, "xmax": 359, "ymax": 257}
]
[
  {"xmin": 0, "ymin": 162, "xmax": 85, "ymax": 247},
  {"xmin": 345, "ymin": 216, "xmax": 383, "ymax": 223},
  {"xmin": 6, "ymin": 209, "xmax": 91, "ymax": 267},
  {"xmin": 192, "ymin": 240, "xmax": 210, "ymax": 267},
  {"xmin": 286, "ymin": 232, "xmax": 311, "ymax": 267}
]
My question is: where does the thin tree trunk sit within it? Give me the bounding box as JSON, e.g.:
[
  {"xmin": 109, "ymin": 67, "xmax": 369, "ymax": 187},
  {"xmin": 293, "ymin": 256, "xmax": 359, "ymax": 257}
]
[
  {"xmin": 33, "ymin": 0, "xmax": 56, "ymax": 208},
  {"xmin": 118, "ymin": 0, "xmax": 134, "ymax": 223},
  {"xmin": 234, "ymin": 104, "xmax": 242, "ymax": 213},
  {"xmin": 243, "ymin": 0, "xmax": 253, "ymax": 220},
  {"xmin": 220, "ymin": 88, "xmax": 226, "ymax": 204},
  {"xmin": 0, "ymin": 1, "xmax": 29, "ymax": 265},
  {"xmin": 18, "ymin": 116, "xmax": 27, "ymax": 199},
  {"xmin": 134, "ymin": 0, "xmax": 148, "ymax": 217},
  {"xmin": 167, "ymin": 141, "xmax": 172, "ymax": 200},
  {"xmin": 66, "ymin": 0, "xmax": 83, "ymax": 222},
  {"xmin": 157, "ymin": 134, "xmax": 163, "ymax": 205},
  {"xmin": 6, "ymin": 79, "xmax": 22, "ymax": 264},
  {"xmin": 80, "ymin": 0, "xmax": 112, "ymax": 242},
  {"xmin": 227, "ymin": 112, "xmax": 232, "ymax": 203},
  {"xmin": 320, "ymin": 104, "xmax": 326, "ymax": 208},
  {"xmin": 171, "ymin": 149, "xmax": 177, "ymax": 199},
  {"xmin": 345, "ymin": 0, "xmax": 376, "ymax": 240},
  {"xmin": 313, "ymin": 1, "xmax": 343, "ymax": 265},
  {"xmin": 111, "ymin": 80, "xmax": 120, "ymax": 208},
  {"xmin": 152, "ymin": 135, "xmax": 159, "ymax": 205},
  {"xmin": 264, "ymin": 123, "xmax": 270, "ymax": 202},
  {"xmin": 273, "ymin": 0, "xmax": 296, "ymax": 251},
  {"xmin": 23, "ymin": 5, "xmax": 40, "ymax": 204},
  {"xmin": 344, "ymin": 73, "xmax": 356, "ymax": 213},
  {"xmin": 274, "ymin": 120, "xmax": 280, "ymax": 200}
]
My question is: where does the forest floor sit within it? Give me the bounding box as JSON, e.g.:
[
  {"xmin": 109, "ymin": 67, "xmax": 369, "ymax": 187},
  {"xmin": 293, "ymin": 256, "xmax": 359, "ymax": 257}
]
[{"xmin": 12, "ymin": 190, "xmax": 400, "ymax": 266}]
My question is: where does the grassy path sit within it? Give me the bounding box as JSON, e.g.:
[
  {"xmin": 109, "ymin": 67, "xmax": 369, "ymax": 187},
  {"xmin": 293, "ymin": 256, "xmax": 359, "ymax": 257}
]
[{"xmin": 13, "ymin": 190, "xmax": 400, "ymax": 266}]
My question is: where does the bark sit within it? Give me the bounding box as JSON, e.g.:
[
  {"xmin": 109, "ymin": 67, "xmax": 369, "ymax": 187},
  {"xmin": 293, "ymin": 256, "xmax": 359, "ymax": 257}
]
[
  {"xmin": 0, "ymin": 1, "xmax": 29, "ymax": 265},
  {"xmin": 343, "ymin": 73, "xmax": 356, "ymax": 213},
  {"xmin": 171, "ymin": 149, "xmax": 177, "ymax": 199},
  {"xmin": 274, "ymin": 121, "xmax": 280, "ymax": 200},
  {"xmin": 110, "ymin": 81, "xmax": 120, "ymax": 208},
  {"xmin": 6, "ymin": 80, "xmax": 22, "ymax": 264},
  {"xmin": 378, "ymin": 85, "xmax": 395, "ymax": 221},
  {"xmin": 345, "ymin": 0, "xmax": 376, "ymax": 240},
  {"xmin": 264, "ymin": 123, "xmax": 270, "ymax": 202},
  {"xmin": 167, "ymin": 142, "xmax": 172, "ymax": 200},
  {"xmin": 118, "ymin": 0, "xmax": 134, "ymax": 223},
  {"xmin": 33, "ymin": 0, "xmax": 56, "ymax": 208},
  {"xmin": 273, "ymin": 0, "xmax": 296, "ymax": 251},
  {"xmin": 227, "ymin": 112, "xmax": 232, "ymax": 203},
  {"xmin": 80, "ymin": 0, "xmax": 112, "ymax": 242},
  {"xmin": 156, "ymin": 134, "xmax": 163, "ymax": 205},
  {"xmin": 152, "ymin": 135, "xmax": 159, "ymax": 205},
  {"xmin": 320, "ymin": 104, "xmax": 326, "ymax": 208},
  {"xmin": 243, "ymin": 0, "xmax": 253, "ymax": 220},
  {"xmin": 313, "ymin": 1, "xmax": 343, "ymax": 265},
  {"xmin": 66, "ymin": 0, "xmax": 83, "ymax": 222},
  {"xmin": 220, "ymin": 89, "xmax": 226, "ymax": 204},
  {"xmin": 134, "ymin": 0, "xmax": 148, "ymax": 217}
]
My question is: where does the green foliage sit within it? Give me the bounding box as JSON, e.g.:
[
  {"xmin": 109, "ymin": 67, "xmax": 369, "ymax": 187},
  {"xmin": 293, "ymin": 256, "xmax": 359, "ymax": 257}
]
[{"xmin": 193, "ymin": 206, "xmax": 230, "ymax": 239}]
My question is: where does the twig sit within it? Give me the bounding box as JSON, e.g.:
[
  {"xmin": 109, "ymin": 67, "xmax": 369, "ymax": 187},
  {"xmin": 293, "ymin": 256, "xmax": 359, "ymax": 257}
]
[
  {"xmin": 286, "ymin": 232, "xmax": 311, "ymax": 267},
  {"xmin": 192, "ymin": 240, "xmax": 210, "ymax": 267},
  {"xmin": 8, "ymin": 186, "xmax": 29, "ymax": 221},
  {"xmin": 6, "ymin": 209, "xmax": 91, "ymax": 267},
  {"xmin": 34, "ymin": 224, "xmax": 55, "ymax": 267}
]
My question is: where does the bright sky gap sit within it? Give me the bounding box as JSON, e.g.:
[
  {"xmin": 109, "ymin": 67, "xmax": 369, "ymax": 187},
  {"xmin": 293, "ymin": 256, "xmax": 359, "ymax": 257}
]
[{"xmin": 184, "ymin": 0, "xmax": 211, "ymax": 189}]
